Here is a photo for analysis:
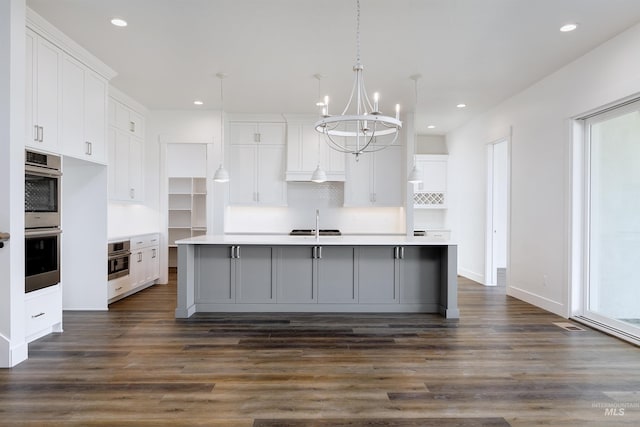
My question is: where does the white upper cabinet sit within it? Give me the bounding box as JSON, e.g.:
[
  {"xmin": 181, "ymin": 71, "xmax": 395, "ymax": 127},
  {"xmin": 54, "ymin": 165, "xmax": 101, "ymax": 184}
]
[
  {"xmin": 112, "ymin": 100, "xmax": 145, "ymax": 139},
  {"xmin": 412, "ymin": 154, "xmax": 448, "ymax": 209},
  {"xmin": 26, "ymin": 12, "xmax": 116, "ymax": 158},
  {"xmin": 285, "ymin": 117, "xmax": 346, "ymax": 181},
  {"xmin": 228, "ymin": 121, "xmax": 287, "ymax": 206},
  {"xmin": 107, "ymin": 96, "xmax": 146, "ymax": 202},
  {"xmin": 25, "ymin": 28, "xmax": 62, "ymax": 152},
  {"xmin": 344, "ymin": 145, "xmax": 403, "ymax": 207},
  {"xmin": 61, "ymin": 54, "xmax": 107, "ymax": 163}
]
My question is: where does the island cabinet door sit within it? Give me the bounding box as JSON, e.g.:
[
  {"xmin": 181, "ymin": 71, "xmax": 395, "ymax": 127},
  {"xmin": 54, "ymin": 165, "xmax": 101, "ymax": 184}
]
[
  {"xmin": 399, "ymin": 246, "xmax": 441, "ymax": 304},
  {"xmin": 358, "ymin": 246, "xmax": 399, "ymax": 303},
  {"xmin": 195, "ymin": 246, "xmax": 235, "ymax": 303},
  {"xmin": 276, "ymin": 246, "xmax": 316, "ymax": 303},
  {"xmin": 235, "ymin": 246, "xmax": 275, "ymax": 303},
  {"xmin": 316, "ymin": 246, "xmax": 357, "ymax": 303}
]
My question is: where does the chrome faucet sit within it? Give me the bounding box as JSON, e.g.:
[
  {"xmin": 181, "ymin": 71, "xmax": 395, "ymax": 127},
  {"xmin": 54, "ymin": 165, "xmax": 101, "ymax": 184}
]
[{"xmin": 315, "ymin": 209, "xmax": 320, "ymax": 242}]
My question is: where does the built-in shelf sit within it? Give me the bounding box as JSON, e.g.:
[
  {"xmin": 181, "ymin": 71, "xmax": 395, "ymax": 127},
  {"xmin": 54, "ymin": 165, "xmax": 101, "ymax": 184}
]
[{"xmin": 168, "ymin": 177, "xmax": 207, "ymax": 268}]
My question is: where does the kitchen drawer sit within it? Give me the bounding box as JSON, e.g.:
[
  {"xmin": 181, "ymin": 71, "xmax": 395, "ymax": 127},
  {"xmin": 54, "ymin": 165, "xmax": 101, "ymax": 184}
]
[
  {"xmin": 25, "ymin": 284, "xmax": 62, "ymax": 340},
  {"xmin": 425, "ymin": 230, "xmax": 451, "ymax": 241},
  {"xmin": 108, "ymin": 275, "xmax": 131, "ymax": 299},
  {"xmin": 130, "ymin": 233, "xmax": 160, "ymax": 250}
]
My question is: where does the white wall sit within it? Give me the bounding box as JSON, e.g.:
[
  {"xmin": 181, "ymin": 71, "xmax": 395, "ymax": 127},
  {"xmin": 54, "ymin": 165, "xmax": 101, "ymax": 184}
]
[
  {"xmin": 0, "ymin": 0, "xmax": 28, "ymax": 367},
  {"xmin": 225, "ymin": 182, "xmax": 406, "ymax": 234},
  {"xmin": 447, "ymin": 22, "xmax": 640, "ymax": 316}
]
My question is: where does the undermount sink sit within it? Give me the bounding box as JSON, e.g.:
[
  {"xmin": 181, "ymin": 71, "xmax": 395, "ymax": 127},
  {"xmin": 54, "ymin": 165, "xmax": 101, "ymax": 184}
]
[{"xmin": 289, "ymin": 229, "xmax": 342, "ymax": 236}]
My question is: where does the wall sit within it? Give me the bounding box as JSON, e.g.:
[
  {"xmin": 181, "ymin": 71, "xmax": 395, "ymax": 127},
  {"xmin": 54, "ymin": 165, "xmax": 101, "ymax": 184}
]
[
  {"xmin": 446, "ymin": 22, "xmax": 640, "ymax": 316},
  {"xmin": 416, "ymin": 134, "xmax": 447, "ymax": 154},
  {"xmin": 0, "ymin": 0, "xmax": 27, "ymax": 367},
  {"xmin": 225, "ymin": 182, "xmax": 406, "ymax": 234}
]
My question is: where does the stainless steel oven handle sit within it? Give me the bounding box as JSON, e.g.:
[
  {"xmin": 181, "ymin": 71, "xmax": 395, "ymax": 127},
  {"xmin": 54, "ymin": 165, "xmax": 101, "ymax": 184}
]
[
  {"xmin": 25, "ymin": 228, "xmax": 62, "ymax": 237},
  {"xmin": 25, "ymin": 164, "xmax": 62, "ymax": 177},
  {"xmin": 108, "ymin": 251, "xmax": 131, "ymax": 260}
]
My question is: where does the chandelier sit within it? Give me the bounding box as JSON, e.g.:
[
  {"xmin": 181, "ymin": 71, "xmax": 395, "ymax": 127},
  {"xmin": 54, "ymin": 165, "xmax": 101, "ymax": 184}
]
[{"xmin": 314, "ymin": 0, "xmax": 402, "ymax": 159}]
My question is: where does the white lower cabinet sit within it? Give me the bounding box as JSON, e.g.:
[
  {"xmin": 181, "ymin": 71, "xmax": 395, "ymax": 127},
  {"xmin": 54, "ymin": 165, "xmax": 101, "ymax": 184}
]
[
  {"xmin": 108, "ymin": 234, "xmax": 160, "ymax": 304},
  {"xmin": 130, "ymin": 234, "xmax": 160, "ymax": 288},
  {"xmin": 25, "ymin": 284, "xmax": 63, "ymax": 343}
]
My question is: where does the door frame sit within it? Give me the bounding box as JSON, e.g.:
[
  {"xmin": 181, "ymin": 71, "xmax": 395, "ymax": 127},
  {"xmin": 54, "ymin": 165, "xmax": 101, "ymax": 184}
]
[{"xmin": 485, "ymin": 136, "xmax": 511, "ymax": 287}]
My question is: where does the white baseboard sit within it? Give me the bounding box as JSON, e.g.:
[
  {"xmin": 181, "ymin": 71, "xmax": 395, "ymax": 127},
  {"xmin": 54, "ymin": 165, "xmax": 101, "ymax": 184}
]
[
  {"xmin": 0, "ymin": 335, "xmax": 28, "ymax": 368},
  {"xmin": 507, "ymin": 285, "xmax": 566, "ymax": 317},
  {"xmin": 458, "ymin": 268, "xmax": 485, "ymax": 285}
]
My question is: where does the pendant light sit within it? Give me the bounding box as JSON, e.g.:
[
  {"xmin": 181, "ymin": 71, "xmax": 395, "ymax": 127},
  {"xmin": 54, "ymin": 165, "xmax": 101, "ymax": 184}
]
[
  {"xmin": 213, "ymin": 73, "xmax": 230, "ymax": 183},
  {"xmin": 311, "ymin": 74, "xmax": 327, "ymax": 183},
  {"xmin": 407, "ymin": 74, "xmax": 422, "ymax": 184}
]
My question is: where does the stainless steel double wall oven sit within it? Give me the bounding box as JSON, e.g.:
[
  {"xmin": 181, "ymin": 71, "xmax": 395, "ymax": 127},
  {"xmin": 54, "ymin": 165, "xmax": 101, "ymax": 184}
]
[{"xmin": 25, "ymin": 150, "xmax": 62, "ymax": 293}]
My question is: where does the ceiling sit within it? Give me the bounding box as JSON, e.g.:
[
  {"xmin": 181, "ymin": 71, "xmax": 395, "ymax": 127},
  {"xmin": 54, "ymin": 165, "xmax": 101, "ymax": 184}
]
[{"xmin": 26, "ymin": 0, "xmax": 640, "ymax": 134}]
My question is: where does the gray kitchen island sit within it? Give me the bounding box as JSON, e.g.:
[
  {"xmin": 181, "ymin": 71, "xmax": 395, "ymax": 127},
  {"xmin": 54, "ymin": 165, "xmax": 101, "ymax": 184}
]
[{"xmin": 175, "ymin": 235, "xmax": 459, "ymax": 319}]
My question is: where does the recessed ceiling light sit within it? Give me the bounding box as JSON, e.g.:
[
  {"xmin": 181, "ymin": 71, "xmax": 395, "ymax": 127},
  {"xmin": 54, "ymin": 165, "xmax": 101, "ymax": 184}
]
[
  {"xmin": 427, "ymin": 125, "xmax": 436, "ymax": 129},
  {"xmin": 560, "ymin": 23, "xmax": 578, "ymax": 32},
  {"xmin": 456, "ymin": 103, "xmax": 467, "ymax": 108},
  {"xmin": 110, "ymin": 17, "xmax": 128, "ymax": 27},
  {"xmin": 193, "ymin": 100, "xmax": 204, "ymax": 106}
]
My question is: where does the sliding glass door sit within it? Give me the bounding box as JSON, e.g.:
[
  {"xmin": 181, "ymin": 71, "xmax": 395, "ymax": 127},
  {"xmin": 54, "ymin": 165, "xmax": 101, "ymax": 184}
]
[{"xmin": 584, "ymin": 100, "xmax": 640, "ymax": 340}]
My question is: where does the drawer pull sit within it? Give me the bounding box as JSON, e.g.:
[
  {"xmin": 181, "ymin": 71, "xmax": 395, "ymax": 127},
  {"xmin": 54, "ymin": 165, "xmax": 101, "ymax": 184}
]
[
  {"xmin": 115, "ymin": 286, "xmax": 123, "ymax": 291},
  {"xmin": 32, "ymin": 312, "xmax": 45, "ymax": 319}
]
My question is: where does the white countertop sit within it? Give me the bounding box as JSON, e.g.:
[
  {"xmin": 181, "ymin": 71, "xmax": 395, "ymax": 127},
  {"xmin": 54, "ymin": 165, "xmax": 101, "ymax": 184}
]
[{"xmin": 175, "ymin": 234, "xmax": 456, "ymax": 246}]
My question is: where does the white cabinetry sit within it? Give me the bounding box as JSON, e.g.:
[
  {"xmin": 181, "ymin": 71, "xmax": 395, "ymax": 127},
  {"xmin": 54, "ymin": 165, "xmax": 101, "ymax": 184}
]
[
  {"xmin": 25, "ymin": 28, "xmax": 62, "ymax": 152},
  {"xmin": 112, "ymin": 99, "xmax": 145, "ymax": 139},
  {"xmin": 228, "ymin": 122, "xmax": 287, "ymax": 205},
  {"xmin": 285, "ymin": 118, "xmax": 345, "ymax": 181},
  {"xmin": 412, "ymin": 154, "xmax": 448, "ymax": 209},
  {"xmin": 130, "ymin": 234, "xmax": 160, "ymax": 288},
  {"xmin": 108, "ymin": 97, "xmax": 145, "ymax": 201},
  {"xmin": 61, "ymin": 54, "xmax": 108, "ymax": 163},
  {"xmin": 344, "ymin": 145, "xmax": 403, "ymax": 206},
  {"xmin": 25, "ymin": 284, "xmax": 63, "ymax": 343},
  {"xmin": 108, "ymin": 234, "xmax": 160, "ymax": 304}
]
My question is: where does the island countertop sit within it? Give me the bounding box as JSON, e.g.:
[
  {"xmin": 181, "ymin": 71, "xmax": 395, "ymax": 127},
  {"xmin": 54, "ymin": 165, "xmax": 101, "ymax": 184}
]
[{"xmin": 175, "ymin": 234, "xmax": 456, "ymax": 246}]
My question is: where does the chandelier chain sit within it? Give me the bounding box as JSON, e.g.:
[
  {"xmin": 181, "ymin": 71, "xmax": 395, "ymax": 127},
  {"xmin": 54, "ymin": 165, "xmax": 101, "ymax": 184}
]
[{"xmin": 356, "ymin": 0, "xmax": 361, "ymax": 65}]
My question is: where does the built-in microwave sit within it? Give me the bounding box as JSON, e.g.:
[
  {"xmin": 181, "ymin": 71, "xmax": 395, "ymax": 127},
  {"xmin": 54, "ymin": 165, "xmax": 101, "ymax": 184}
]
[{"xmin": 25, "ymin": 150, "xmax": 61, "ymax": 229}]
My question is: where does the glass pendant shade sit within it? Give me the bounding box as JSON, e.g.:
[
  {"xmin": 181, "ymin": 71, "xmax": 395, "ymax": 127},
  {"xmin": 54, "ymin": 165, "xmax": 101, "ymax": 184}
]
[
  {"xmin": 213, "ymin": 164, "xmax": 230, "ymax": 183},
  {"xmin": 408, "ymin": 164, "xmax": 422, "ymax": 184},
  {"xmin": 311, "ymin": 165, "xmax": 327, "ymax": 183}
]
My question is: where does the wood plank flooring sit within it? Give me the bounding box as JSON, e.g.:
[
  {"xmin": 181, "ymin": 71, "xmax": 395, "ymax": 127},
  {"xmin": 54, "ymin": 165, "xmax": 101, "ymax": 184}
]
[{"xmin": 1, "ymin": 272, "xmax": 639, "ymax": 426}]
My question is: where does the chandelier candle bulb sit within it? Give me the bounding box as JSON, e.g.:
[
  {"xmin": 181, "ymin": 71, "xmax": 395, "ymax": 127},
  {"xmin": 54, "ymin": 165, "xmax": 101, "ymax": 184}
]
[
  {"xmin": 396, "ymin": 104, "xmax": 400, "ymax": 120},
  {"xmin": 324, "ymin": 96, "xmax": 329, "ymax": 115},
  {"xmin": 373, "ymin": 92, "xmax": 379, "ymax": 112}
]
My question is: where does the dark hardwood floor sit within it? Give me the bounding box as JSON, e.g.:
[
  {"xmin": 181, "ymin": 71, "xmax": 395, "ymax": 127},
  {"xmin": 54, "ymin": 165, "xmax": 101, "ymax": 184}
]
[{"xmin": 1, "ymin": 271, "xmax": 639, "ymax": 426}]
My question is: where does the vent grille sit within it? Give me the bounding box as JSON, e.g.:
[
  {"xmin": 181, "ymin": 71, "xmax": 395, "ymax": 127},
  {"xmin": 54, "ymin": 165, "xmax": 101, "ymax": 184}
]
[
  {"xmin": 554, "ymin": 322, "xmax": 585, "ymax": 332},
  {"xmin": 26, "ymin": 150, "xmax": 48, "ymax": 166}
]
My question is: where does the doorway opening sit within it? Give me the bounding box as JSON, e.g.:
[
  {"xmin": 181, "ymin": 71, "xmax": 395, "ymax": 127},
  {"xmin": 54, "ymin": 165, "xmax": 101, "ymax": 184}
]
[{"xmin": 485, "ymin": 138, "xmax": 509, "ymax": 287}]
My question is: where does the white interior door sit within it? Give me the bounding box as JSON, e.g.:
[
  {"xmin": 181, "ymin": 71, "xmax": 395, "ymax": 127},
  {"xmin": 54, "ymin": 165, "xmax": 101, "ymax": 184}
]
[{"xmin": 486, "ymin": 138, "xmax": 508, "ymax": 286}]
